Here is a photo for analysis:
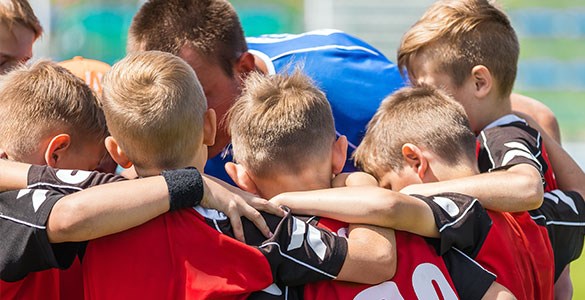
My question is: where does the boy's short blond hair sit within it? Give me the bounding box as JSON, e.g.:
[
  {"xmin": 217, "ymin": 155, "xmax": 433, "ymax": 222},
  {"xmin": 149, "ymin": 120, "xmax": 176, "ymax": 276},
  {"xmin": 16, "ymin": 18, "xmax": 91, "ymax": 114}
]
[
  {"xmin": 101, "ymin": 51, "xmax": 207, "ymax": 170},
  {"xmin": 228, "ymin": 71, "xmax": 335, "ymax": 178},
  {"xmin": 398, "ymin": 0, "xmax": 518, "ymax": 97},
  {"xmin": 0, "ymin": 0, "xmax": 43, "ymax": 39},
  {"xmin": 354, "ymin": 85, "xmax": 476, "ymax": 179},
  {"xmin": 0, "ymin": 60, "xmax": 106, "ymax": 160}
]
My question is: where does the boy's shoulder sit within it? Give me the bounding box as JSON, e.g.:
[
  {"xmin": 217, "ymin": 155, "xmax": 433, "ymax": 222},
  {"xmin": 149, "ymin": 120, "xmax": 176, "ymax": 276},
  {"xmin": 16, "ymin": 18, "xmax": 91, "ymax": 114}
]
[
  {"xmin": 480, "ymin": 114, "xmax": 538, "ymax": 141},
  {"xmin": 478, "ymin": 114, "xmax": 546, "ymax": 174}
]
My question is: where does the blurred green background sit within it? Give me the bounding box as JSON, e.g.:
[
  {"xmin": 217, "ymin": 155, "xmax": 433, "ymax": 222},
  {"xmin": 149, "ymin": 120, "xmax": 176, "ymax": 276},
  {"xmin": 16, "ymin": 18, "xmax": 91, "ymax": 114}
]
[{"xmin": 31, "ymin": 0, "xmax": 585, "ymax": 296}]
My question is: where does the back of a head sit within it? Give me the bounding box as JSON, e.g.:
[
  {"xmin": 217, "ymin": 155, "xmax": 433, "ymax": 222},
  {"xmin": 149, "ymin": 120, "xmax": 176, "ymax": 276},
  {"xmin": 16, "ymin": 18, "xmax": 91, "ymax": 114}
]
[
  {"xmin": 0, "ymin": 0, "xmax": 42, "ymax": 38},
  {"xmin": 101, "ymin": 50, "xmax": 207, "ymax": 170},
  {"xmin": 354, "ymin": 85, "xmax": 476, "ymax": 180},
  {"xmin": 0, "ymin": 60, "xmax": 106, "ymax": 161},
  {"xmin": 398, "ymin": 0, "xmax": 518, "ymax": 97},
  {"xmin": 228, "ymin": 70, "xmax": 335, "ymax": 178},
  {"xmin": 128, "ymin": 0, "xmax": 246, "ymax": 76}
]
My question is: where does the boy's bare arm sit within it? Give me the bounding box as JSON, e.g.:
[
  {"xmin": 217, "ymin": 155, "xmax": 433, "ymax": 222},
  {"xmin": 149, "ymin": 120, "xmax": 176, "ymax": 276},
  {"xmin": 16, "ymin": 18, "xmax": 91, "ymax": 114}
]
[
  {"xmin": 0, "ymin": 159, "xmax": 30, "ymax": 191},
  {"xmin": 336, "ymin": 224, "xmax": 396, "ymax": 283},
  {"xmin": 0, "ymin": 160, "xmax": 283, "ymax": 242},
  {"xmin": 49, "ymin": 175, "xmax": 282, "ymax": 243},
  {"xmin": 271, "ymin": 186, "xmax": 439, "ymax": 238},
  {"xmin": 400, "ymin": 164, "xmax": 544, "ymax": 212},
  {"xmin": 47, "ymin": 176, "xmax": 172, "ymax": 242},
  {"xmin": 331, "ymin": 172, "xmax": 379, "ymax": 188},
  {"xmin": 482, "ymin": 282, "xmax": 517, "ymax": 300}
]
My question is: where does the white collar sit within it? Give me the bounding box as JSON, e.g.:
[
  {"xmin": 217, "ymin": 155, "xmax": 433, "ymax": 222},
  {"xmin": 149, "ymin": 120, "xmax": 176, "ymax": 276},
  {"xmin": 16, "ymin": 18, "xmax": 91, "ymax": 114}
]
[{"xmin": 483, "ymin": 114, "xmax": 526, "ymax": 131}]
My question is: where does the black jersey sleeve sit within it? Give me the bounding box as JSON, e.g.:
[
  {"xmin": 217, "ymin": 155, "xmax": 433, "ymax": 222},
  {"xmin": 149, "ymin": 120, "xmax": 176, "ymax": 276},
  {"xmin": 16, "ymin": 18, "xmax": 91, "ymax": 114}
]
[
  {"xmin": 0, "ymin": 189, "xmax": 80, "ymax": 282},
  {"xmin": 529, "ymin": 190, "xmax": 585, "ymax": 280},
  {"xmin": 477, "ymin": 122, "xmax": 547, "ymax": 179},
  {"xmin": 210, "ymin": 209, "xmax": 347, "ymax": 287},
  {"xmin": 27, "ymin": 165, "xmax": 126, "ymax": 194},
  {"xmin": 412, "ymin": 193, "xmax": 492, "ymax": 257},
  {"xmin": 443, "ymin": 248, "xmax": 496, "ymax": 300}
]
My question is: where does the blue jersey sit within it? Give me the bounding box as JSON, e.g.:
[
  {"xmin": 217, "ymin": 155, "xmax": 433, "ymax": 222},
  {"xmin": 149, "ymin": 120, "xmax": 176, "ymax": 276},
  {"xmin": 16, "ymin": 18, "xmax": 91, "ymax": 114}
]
[{"xmin": 206, "ymin": 29, "xmax": 406, "ymax": 182}]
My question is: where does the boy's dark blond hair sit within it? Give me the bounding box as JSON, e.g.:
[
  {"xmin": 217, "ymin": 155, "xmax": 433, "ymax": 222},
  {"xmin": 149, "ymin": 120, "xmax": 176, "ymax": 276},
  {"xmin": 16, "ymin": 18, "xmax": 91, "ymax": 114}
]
[
  {"xmin": 0, "ymin": 0, "xmax": 43, "ymax": 39},
  {"xmin": 101, "ymin": 51, "xmax": 207, "ymax": 170},
  {"xmin": 397, "ymin": 0, "xmax": 518, "ymax": 97},
  {"xmin": 227, "ymin": 71, "xmax": 335, "ymax": 178},
  {"xmin": 354, "ymin": 85, "xmax": 476, "ymax": 180},
  {"xmin": 0, "ymin": 60, "xmax": 106, "ymax": 160},
  {"xmin": 128, "ymin": 0, "xmax": 246, "ymax": 77}
]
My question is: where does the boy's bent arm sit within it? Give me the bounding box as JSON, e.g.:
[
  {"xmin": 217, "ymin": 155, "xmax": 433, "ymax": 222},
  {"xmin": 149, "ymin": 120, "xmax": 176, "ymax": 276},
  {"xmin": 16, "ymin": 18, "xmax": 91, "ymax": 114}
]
[
  {"xmin": 401, "ymin": 165, "xmax": 544, "ymax": 212},
  {"xmin": 47, "ymin": 176, "xmax": 171, "ymax": 242},
  {"xmin": 48, "ymin": 172, "xmax": 282, "ymax": 243},
  {"xmin": 336, "ymin": 225, "xmax": 396, "ymax": 284},
  {"xmin": 0, "ymin": 159, "xmax": 30, "ymax": 191},
  {"xmin": 271, "ymin": 186, "xmax": 439, "ymax": 238}
]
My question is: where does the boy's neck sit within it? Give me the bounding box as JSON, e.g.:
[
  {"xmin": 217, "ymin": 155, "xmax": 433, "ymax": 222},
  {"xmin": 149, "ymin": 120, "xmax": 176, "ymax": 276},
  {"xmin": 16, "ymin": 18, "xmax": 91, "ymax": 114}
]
[
  {"xmin": 474, "ymin": 94, "xmax": 513, "ymax": 134},
  {"xmin": 254, "ymin": 170, "xmax": 333, "ymax": 199},
  {"xmin": 133, "ymin": 160, "xmax": 206, "ymax": 178}
]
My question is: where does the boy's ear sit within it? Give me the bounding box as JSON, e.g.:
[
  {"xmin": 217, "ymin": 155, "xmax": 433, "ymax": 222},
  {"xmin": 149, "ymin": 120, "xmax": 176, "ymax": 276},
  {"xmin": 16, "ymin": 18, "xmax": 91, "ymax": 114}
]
[
  {"xmin": 470, "ymin": 65, "xmax": 493, "ymax": 99},
  {"xmin": 234, "ymin": 52, "xmax": 256, "ymax": 78},
  {"xmin": 45, "ymin": 134, "xmax": 71, "ymax": 167},
  {"xmin": 225, "ymin": 162, "xmax": 259, "ymax": 195},
  {"xmin": 331, "ymin": 135, "xmax": 348, "ymax": 175},
  {"xmin": 203, "ymin": 108, "xmax": 217, "ymax": 147},
  {"xmin": 401, "ymin": 143, "xmax": 428, "ymax": 180},
  {"xmin": 104, "ymin": 136, "xmax": 132, "ymax": 169}
]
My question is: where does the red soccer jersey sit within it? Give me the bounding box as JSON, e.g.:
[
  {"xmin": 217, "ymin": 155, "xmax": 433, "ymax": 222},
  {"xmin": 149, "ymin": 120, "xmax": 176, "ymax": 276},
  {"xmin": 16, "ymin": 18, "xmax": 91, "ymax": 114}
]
[
  {"xmin": 0, "ymin": 260, "xmax": 83, "ymax": 300},
  {"xmin": 304, "ymin": 218, "xmax": 461, "ymax": 300},
  {"xmin": 82, "ymin": 207, "xmax": 348, "ymax": 300},
  {"xmin": 476, "ymin": 115, "xmax": 557, "ymax": 299},
  {"xmin": 83, "ymin": 210, "xmax": 272, "ymax": 300},
  {"xmin": 473, "ymin": 211, "xmax": 554, "ymax": 300}
]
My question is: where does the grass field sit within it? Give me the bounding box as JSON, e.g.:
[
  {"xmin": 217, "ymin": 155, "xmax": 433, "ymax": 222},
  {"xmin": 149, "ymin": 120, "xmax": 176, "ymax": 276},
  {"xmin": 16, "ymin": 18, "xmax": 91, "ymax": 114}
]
[
  {"xmin": 572, "ymin": 255, "xmax": 585, "ymax": 298},
  {"xmin": 515, "ymin": 90, "xmax": 585, "ymax": 140}
]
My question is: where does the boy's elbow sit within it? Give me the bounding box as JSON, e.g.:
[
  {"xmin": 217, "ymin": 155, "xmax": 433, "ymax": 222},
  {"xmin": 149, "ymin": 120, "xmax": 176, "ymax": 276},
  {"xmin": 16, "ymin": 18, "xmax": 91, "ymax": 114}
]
[
  {"xmin": 362, "ymin": 247, "xmax": 396, "ymax": 284},
  {"xmin": 522, "ymin": 174, "xmax": 544, "ymax": 210},
  {"xmin": 47, "ymin": 200, "xmax": 89, "ymax": 243},
  {"xmin": 509, "ymin": 165, "xmax": 544, "ymax": 211},
  {"xmin": 370, "ymin": 189, "xmax": 401, "ymax": 227}
]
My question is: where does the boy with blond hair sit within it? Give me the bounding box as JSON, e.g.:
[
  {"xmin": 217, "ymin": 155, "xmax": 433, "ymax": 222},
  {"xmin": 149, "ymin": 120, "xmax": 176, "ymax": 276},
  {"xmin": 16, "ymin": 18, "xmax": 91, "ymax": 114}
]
[
  {"xmin": 0, "ymin": 0, "xmax": 42, "ymax": 74},
  {"xmin": 225, "ymin": 71, "xmax": 520, "ymax": 299},
  {"xmin": 395, "ymin": 0, "xmax": 585, "ymax": 297},
  {"xmin": 0, "ymin": 60, "xmax": 211, "ymax": 299},
  {"xmin": 351, "ymin": 85, "xmax": 585, "ymax": 299}
]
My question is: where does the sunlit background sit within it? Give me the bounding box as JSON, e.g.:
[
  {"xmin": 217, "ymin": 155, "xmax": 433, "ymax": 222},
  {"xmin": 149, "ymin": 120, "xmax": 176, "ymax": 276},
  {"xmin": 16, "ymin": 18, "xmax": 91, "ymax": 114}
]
[{"xmin": 30, "ymin": 0, "xmax": 585, "ymax": 295}]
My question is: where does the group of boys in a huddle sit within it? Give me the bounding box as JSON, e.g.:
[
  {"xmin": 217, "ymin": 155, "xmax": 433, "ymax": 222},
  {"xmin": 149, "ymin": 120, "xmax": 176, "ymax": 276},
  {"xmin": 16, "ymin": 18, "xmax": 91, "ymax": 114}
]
[{"xmin": 1, "ymin": 0, "xmax": 584, "ymax": 299}]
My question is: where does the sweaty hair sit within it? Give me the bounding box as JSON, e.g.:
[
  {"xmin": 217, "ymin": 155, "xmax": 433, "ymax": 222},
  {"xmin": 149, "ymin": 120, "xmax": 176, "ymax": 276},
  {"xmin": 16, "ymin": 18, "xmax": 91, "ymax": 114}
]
[
  {"xmin": 397, "ymin": 0, "xmax": 518, "ymax": 97},
  {"xmin": 0, "ymin": 60, "xmax": 106, "ymax": 160},
  {"xmin": 128, "ymin": 0, "xmax": 247, "ymax": 77},
  {"xmin": 101, "ymin": 51, "xmax": 207, "ymax": 170},
  {"xmin": 354, "ymin": 85, "xmax": 476, "ymax": 179},
  {"xmin": 0, "ymin": 0, "xmax": 43, "ymax": 38},
  {"xmin": 227, "ymin": 70, "xmax": 335, "ymax": 178}
]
